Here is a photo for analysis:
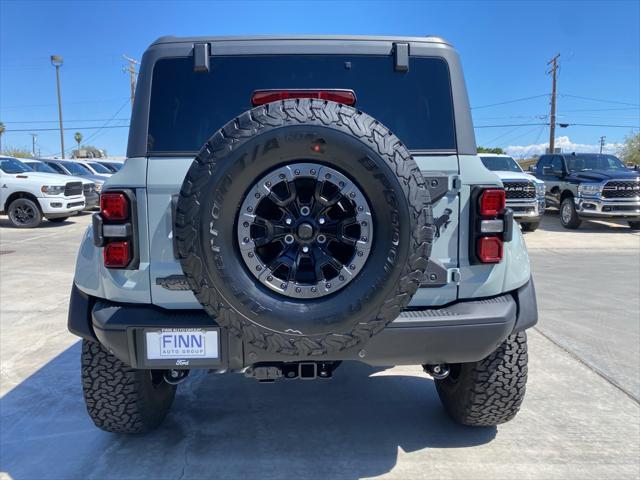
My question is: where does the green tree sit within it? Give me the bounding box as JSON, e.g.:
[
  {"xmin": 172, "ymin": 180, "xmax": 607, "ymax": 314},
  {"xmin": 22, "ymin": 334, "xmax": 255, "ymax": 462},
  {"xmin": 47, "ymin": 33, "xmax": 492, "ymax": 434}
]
[
  {"xmin": 0, "ymin": 122, "xmax": 5, "ymax": 153},
  {"xmin": 477, "ymin": 146, "xmax": 505, "ymax": 154},
  {"xmin": 74, "ymin": 131, "xmax": 83, "ymax": 156},
  {"xmin": 3, "ymin": 147, "xmax": 32, "ymax": 158},
  {"xmin": 618, "ymin": 132, "xmax": 640, "ymax": 166}
]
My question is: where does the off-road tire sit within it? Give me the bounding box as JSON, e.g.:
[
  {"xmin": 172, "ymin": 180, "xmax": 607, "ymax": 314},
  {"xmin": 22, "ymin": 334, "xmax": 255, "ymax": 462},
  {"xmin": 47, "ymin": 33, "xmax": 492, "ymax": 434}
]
[
  {"xmin": 521, "ymin": 221, "xmax": 539, "ymax": 232},
  {"xmin": 175, "ymin": 99, "xmax": 433, "ymax": 356},
  {"xmin": 7, "ymin": 198, "xmax": 42, "ymax": 228},
  {"xmin": 560, "ymin": 197, "xmax": 581, "ymax": 229},
  {"xmin": 81, "ymin": 340, "xmax": 176, "ymax": 433},
  {"xmin": 434, "ymin": 332, "xmax": 528, "ymax": 426},
  {"xmin": 628, "ymin": 221, "xmax": 640, "ymax": 230}
]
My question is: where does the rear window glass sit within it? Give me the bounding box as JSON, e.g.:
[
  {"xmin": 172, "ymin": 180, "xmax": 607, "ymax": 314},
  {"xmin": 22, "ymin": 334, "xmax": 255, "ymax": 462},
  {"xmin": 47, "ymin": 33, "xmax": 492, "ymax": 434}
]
[{"xmin": 148, "ymin": 55, "xmax": 455, "ymax": 153}]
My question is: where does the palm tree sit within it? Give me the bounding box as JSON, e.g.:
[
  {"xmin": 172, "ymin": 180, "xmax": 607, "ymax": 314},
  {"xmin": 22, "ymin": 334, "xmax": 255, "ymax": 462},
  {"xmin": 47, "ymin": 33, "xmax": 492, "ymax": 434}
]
[{"xmin": 74, "ymin": 132, "xmax": 83, "ymax": 158}]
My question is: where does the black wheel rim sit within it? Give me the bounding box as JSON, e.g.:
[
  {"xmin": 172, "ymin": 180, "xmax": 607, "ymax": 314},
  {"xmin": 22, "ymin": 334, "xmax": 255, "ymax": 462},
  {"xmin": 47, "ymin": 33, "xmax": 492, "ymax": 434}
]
[
  {"xmin": 10, "ymin": 203, "xmax": 35, "ymax": 225},
  {"xmin": 237, "ymin": 163, "xmax": 373, "ymax": 299}
]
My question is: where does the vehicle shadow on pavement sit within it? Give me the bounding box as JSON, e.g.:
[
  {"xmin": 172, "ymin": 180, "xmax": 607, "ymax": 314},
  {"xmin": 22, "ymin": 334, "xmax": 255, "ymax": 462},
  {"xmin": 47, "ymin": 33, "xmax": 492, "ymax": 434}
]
[
  {"xmin": 0, "ymin": 217, "xmax": 78, "ymax": 229},
  {"xmin": 1, "ymin": 342, "xmax": 496, "ymax": 480},
  {"xmin": 536, "ymin": 210, "xmax": 635, "ymax": 233}
]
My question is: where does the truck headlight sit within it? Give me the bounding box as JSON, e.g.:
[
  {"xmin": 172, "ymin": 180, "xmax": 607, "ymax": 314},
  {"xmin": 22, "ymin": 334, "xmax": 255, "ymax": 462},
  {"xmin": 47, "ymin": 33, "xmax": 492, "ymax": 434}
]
[
  {"xmin": 40, "ymin": 185, "xmax": 66, "ymax": 195},
  {"xmin": 578, "ymin": 183, "xmax": 602, "ymax": 196},
  {"xmin": 95, "ymin": 183, "xmax": 102, "ymax": 193},
  {"xmin": 535, "ymin": 182, "xmax": 546, "ymax": 197}
]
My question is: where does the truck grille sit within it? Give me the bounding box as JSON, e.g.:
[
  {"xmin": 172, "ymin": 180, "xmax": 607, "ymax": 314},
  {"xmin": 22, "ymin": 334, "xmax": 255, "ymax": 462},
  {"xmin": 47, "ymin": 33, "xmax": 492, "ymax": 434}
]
[
  {"xmin": 602, "ymin": 180, "xmax": 640, "ymax": 199},
  {"xmin": 503, "ymin": 181, "xmax": 536, "ymax": 200},
  {"xmin": 64, "ymin": 182, "xmax": 83, "ymax": 197}
]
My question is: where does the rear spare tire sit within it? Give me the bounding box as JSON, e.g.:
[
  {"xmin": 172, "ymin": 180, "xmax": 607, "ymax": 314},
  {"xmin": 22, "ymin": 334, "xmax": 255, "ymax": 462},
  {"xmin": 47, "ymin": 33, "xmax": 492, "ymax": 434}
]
[{"xmin": 175, "ymin": 99, "xmax": 433, "ymax": 356}]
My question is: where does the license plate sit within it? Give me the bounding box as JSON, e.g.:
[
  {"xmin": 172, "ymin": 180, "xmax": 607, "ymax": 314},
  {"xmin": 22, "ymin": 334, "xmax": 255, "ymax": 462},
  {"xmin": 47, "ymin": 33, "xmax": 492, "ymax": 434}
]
[{"xmin": 145, "ymin": 329, "xmax": 219, "ymax": 360}]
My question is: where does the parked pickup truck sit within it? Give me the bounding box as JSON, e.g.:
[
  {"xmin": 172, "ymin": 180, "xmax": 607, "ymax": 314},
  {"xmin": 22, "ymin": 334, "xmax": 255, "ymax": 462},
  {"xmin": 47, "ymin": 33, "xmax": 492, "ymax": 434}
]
[
  {"xmin": 479, "ymin": 153, "xmax": 545, "ymax": 231},
  {"xmin": 533, "ymin": 152, "xmax": 640, "ymax": 229},
  {"xmin": 0, "ymin": 156, "xmax": 85, "ymax": 227},
  {"xmin": 22, "ymin": 159, "xmax": 99, "ymax": 210},
  {"xmin": 68, "ymin": 35, "xmax": 538, "ymax": 433}
]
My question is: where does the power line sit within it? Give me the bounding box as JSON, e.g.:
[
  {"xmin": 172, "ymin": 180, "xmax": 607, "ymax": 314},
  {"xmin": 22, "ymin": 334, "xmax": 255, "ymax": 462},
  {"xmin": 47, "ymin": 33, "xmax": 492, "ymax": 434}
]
[
  {"xmin": 5, "ymin": 125, "xmax": 129, "ymax": 132},
  {"xmin": 3, "ymin": 118, "xmax": 130, "ymax": 124},
  {"xmin": 475, "ymin": 122, "xmax": 638, "ymax": 129},
  {"xmin": 559, "ymin": 123, "xmax": 640, "ymax": 128},
  {"xmin": 0, "ymin": 98, "xmax": 129, "ymax": 110},
  {"xmin": 471, "ymin": 94, "xmax": 549, "ymax": 110},
  {"xmin": 475, "ymin": 123, "xmax": 548, "ymax": 128},
  {"xmin": 559, "ymin": 94, "xmax": 640, "ymax": 107},
  {"xmin": 561, "ymin": 106, "xmax": 640, "ymax": 113}
]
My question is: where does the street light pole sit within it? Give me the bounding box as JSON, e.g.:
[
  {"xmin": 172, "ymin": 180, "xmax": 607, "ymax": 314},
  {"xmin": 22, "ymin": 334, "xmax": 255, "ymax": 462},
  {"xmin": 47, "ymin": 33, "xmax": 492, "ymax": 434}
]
[
  {"xmin": 30, "ymin": 133, "xmax": 38, "ymax": 157},
  {"xmin": 51, "ymin": 55, "xmax": 65, "ymax": 158}
]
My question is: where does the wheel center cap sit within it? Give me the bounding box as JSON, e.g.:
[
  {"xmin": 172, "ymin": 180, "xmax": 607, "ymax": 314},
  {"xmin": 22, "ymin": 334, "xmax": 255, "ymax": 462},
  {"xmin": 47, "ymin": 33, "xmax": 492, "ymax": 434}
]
[{"xmin": 297, "ymin": 222, "xmax": 315, "ymax": 240}]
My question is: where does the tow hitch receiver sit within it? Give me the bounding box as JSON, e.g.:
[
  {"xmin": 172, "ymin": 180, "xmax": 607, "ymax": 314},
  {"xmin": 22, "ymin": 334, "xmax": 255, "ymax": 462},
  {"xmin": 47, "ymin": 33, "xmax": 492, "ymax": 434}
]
[{"xmin": 245, "ymin": 362, "xmax": 339, "ymax": 382}]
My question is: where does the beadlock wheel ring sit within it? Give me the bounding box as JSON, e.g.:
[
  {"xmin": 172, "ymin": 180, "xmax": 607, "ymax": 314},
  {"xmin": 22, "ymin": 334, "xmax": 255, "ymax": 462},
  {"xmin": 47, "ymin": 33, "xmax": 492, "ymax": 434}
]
[{"xmin": 237, "ymin": 162, "xmax": 373, "ymax": 299}]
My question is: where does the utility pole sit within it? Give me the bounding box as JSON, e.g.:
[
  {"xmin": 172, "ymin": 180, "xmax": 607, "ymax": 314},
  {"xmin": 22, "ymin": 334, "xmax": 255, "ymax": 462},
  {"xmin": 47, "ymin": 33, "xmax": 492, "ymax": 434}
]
[
  {"xmin": 123, "ymin": 55, "xmax": 139, "ymax": 111},
  {"xmin": 51, "ymin": 55, "xmax": 65, "ymax": 158},
  {"xmin": 547, "ymin": 54, "xmax": 560, "ymax": 154},
  {"xmin": 599, "ymin": 135, "xmax": 606, "ymax": 154},
  {"xmin": 30, "ymin": 133, "xmax": 38, "ymax": 157}
]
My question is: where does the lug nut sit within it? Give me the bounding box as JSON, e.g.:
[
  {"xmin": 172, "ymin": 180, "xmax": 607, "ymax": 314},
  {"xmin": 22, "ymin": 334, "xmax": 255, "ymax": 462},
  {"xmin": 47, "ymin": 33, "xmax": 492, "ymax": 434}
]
[
  {"xmin": 285, "ymin": 218, "xmax": 293, "ymax": 225},
  {"xmin": 302, "ymin": 245, "xmax": 310, "ymax": 253},
  {"xmin": 318, "ymin": 217, "xmax": 326, "ymax": 225}
]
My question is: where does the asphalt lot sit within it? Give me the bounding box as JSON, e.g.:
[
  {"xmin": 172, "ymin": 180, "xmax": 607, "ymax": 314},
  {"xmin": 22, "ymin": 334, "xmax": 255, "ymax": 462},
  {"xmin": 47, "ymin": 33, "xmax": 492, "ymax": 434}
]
[{"xmin": 1, "ymin": 212, "xmax": 639, "ymax": 480}]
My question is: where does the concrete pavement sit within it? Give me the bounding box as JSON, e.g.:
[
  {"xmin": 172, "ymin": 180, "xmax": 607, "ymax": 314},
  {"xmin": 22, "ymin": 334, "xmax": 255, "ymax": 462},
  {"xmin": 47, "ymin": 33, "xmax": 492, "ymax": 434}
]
[{"xmin": 1, "ymin": 213, "xmax": 639, "ymax": 480}]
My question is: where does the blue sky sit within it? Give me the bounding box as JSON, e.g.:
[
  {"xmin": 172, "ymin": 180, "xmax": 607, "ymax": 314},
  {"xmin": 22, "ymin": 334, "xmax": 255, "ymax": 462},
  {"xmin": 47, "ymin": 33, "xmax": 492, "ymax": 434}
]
[{"xmin": 1, "ymin": 0, "xmax": 639, "ymax": 158}]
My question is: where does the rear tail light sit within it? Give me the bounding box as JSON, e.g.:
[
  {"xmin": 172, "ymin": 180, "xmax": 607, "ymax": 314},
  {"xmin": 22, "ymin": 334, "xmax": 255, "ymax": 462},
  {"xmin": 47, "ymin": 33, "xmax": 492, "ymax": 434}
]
[
  {"xmin": 100, "ymin": 192, "xmax": 129, "ymax": 221},
  {"xmin": 477, "ymin": 236, "xmax": 503, "ymax": 263},
  {"xmin": 251, "ymin": 89, "xmax": 356, "ymax": 107},
  {"xmin": 94, "ymin": 190, "xmax": 137, "ymax": 269},
  {"xmin": 103, "ymin": 241, "xmax": 130, "ymax": 268},
  {"xmin": 471, "ymin": 187, "xmax": 511, "ymax": 264},
  {"xmin": 479, "ymin": 189, "xmax": 506, "ymax": 217}
]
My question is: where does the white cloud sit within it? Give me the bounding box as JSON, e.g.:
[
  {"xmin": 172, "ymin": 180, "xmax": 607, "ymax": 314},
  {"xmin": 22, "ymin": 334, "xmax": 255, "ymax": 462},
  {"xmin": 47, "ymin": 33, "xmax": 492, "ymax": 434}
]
[{"xmin": 505, "ymin": 136, "xmax": 624, "ymax": 158}]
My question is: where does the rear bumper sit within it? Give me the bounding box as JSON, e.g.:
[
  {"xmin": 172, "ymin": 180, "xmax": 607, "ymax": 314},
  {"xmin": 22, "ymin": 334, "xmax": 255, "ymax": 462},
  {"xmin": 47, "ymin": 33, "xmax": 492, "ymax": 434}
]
[{"xmin": 68, "ymin": 278, "xmax": 538, "ymax": 369}]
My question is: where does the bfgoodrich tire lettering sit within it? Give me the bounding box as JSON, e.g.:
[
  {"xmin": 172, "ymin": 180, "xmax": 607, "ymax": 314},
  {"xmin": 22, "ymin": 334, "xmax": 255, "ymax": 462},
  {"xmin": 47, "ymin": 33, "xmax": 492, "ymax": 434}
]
[
  {"xmin": 175, "ymin": 99, "xmax": 433, "ymax": 356},
  {"xmin": 434, "ymin": 332, "xmax": 528, "ymax": 426}
]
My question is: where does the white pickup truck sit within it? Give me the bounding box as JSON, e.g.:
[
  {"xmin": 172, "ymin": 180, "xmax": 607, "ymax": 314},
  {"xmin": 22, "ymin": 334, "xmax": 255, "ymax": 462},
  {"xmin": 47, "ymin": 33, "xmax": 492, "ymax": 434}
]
[
  {"xmin": 479, "ymin": 153, "xmax": 546, "ymax": 231},
  {"xmin": 0, "ymin": 156, "xmax": 85, "ymax": 227}
]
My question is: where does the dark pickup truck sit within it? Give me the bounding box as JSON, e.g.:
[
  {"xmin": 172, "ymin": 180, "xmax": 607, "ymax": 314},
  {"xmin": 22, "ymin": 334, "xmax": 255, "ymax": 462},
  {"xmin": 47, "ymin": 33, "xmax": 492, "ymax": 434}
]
[{"xmin": 533, "ymin": 153, "xmax": 640, "ymax": 229}]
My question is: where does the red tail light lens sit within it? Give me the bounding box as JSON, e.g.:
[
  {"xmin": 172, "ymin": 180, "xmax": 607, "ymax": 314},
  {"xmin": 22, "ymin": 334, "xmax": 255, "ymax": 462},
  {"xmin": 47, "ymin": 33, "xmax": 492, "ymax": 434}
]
[
  {"xmin": 479, "ymin": 189, "xmax": 506, "ymax": 217},
  {"xmin": 103, "ymin": 241, "xmax": 130, "ymax": 268},
  {"xmin": 100, "ymin": 192, "xmax": 129, "ymax": 221},
  {"xmin": 477, "ymin": 236, "xmax": 503, "ymax": 263},
  {"xmin": 251, "ymin": 89, "xmax": 356, "ymax": 106}
]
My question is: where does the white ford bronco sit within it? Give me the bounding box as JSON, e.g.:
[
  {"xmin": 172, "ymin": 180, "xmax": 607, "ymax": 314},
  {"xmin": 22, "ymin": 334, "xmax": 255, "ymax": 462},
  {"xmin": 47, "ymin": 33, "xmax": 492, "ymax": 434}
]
[
  {"xmin": 0, "ymin": 156, "xmax": 85, "ymax": 227},
  {"xmin": 68, "ymin": 35, "xmax": 538, "ymax": 433}
]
